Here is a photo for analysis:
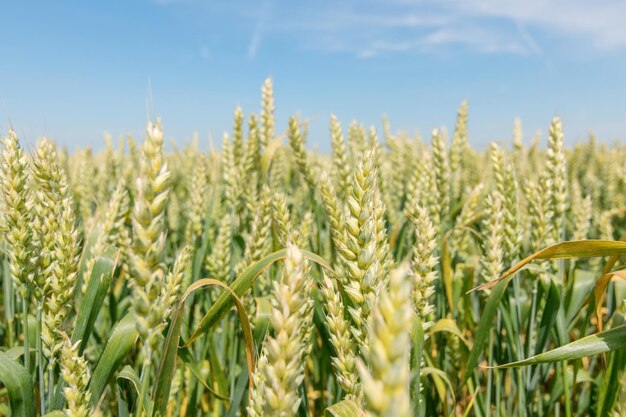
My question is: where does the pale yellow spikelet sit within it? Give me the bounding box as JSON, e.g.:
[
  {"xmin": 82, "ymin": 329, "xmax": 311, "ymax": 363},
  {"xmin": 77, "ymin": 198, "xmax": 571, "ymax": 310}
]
[
  {"xmin": 241, "ymin": 114, "xmax": 261, "ymax": 180},
  {"xmin": 431, "ymin": 128, "xmax": 449, "ymax": 229},
  {"xmin": 481, "ymin": 192, "xmax": 504, "ymax": 284},
  {"xmin": 450, "ymin": 101, "xmax": 469, "ymax": 200},
  {"xmin": 357, "ymin": 265, "xmax": 412, "ymax": 417},
  {"xmin": 185, "ymin": 153, "xmax": 209, "ymax": 244},
  {"xmin": 546, "ymin": 117, "xmax": 567, "ymax": 241},
  {"xmin": 74, "ymin": 148, "xmax": 95, "ymax": 231},
  {"xmin": 82, "ymin": 178, "xmax": 130, "ymax": 293},
  {"xmin": 31, "ymin": 138, "xmax": 67, "ymax": 298},
  {"xmin": 513, "ymin": 117, "xmax": 523, "ymax": 152},
  {"xmin": 233, "ymin": 106, "xmax": 245, "ymax": 163},
  {"xmin": 269, "ymin": 147, "xmax": 289, "ymax": 191},
  {"xmin": 95, "ymin": 133, "xmax": 119, "ymax": 204},
  {"xmin": 489, "ymin": 142, "xmax": 521, "ymax": 266},
  {"xmin": 318, "ymin": 172, "xmax": 345, "ymax": 260},
  {"xmin": 237, "ymin": 185, "xmax": 272, "ymax": 281},
  {"xmin": 335, "ymin": 148, "xmax": 384, "ymax": 349},
  {"xmin": 371, "ymin": 175, "xmax": 392, "ymax": 280},
  {"xmin": 148, "ymin": 245, "xmax": 192, "ymax": 347},
  {"xmin": 294, "ymin": 210, "xmax": 313, "ymax": 251},
  {"xmin": 248, "ymin": 245, "xmax": 313, "ymax": 417},
  {"xmin": 260, "ymin": 77, "xmax": 275, "ymax": 152},
  {"xmin": 404, "ymin": 155, "xmax": 426, "ymax": 219},
  {"xmin": 0, "ymin": 130, "xmax": 33, "ymax": 297},
  {"xmin": 348, "ymin": 120, "xmax": 367, "ymax": 161},
  {"xmin": 129, "ymin": 120, "xmax": 171, "ymax": 343},
  {"xmin": 30, "ymin": 139, "xmax": 81, "ymax": 361},
  {"xmin": 407, "ymin": 203, "xmax": 438, "ymax": 331},
  {"xmin": 271, "ymin": 191, "xmax": 291, "ymax": 247},
  {"xmin": 320, "ymin": 272, "xmax": 361, "ymax": 400},
  {"xmin": 451, "ymin": 183, "xmax": 484, "ymax": 256},
  {"xmin": 288, "ymin": 116, "xmax": 317, "ymax": 189},
  {"xmin": 330, "ymin": 115, "xmax": 352, "ymax": 200},
  {"xmin": 60, "ymin": 337, "xmax": 92, "ymax": 417},
  {"xmin": 524, "ymin": 176, "xmax": 554, "ymax": 252},
  {"xmin": 450, "ymin": 100, "xmax": 468, "ymax": 174},
  {"xmin": 221, "ymin": 132, "xmax": 241, "ymax": 212},
  {"xmin": 205, "ymin": 212, "xmax": 233, "ymax": 282},
  {"xmin": 571, "ymin": 181, "xmax": 593, "ymax": 241}
]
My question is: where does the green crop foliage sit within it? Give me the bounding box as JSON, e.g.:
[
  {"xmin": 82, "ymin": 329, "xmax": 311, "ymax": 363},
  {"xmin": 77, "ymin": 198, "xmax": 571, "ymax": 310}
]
[{"xmin": 0, "ymin": 79, "xmax": 625, "ymax": 417}]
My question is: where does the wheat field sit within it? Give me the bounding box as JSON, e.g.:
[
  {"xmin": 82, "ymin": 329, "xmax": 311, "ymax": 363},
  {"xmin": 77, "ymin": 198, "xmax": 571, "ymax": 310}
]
[{"xmin": 0, "ymin": 78, "xmax": 625, "ymax": 417}]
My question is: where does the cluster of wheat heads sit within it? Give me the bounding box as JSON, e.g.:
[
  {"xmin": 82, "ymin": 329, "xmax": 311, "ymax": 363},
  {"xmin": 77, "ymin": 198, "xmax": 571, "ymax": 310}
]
[{"xmin": 1, "ymin": 79, "xmax": 626, "ymax": 417}]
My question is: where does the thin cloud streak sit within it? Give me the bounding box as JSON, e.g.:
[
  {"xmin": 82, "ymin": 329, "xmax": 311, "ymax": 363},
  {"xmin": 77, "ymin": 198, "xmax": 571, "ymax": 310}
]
[
  {"xmin": 161, "ymin": 1, "xmax": 626, "ymax": 58},
  {"xmin": 247, "ymin": 0, "xmax": 273, "ymax": 59}
]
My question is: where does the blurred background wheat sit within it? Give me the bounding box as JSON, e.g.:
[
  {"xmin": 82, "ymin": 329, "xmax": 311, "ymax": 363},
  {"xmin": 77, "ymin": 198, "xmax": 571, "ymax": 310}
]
[{"xmin": 0, "ymin": 79, "xmax": 626, "ymax": 416}]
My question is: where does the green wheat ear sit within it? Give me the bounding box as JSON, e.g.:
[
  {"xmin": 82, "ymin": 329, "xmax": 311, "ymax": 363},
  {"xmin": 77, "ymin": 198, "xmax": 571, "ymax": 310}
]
[
  {"xmin": 60, "ymin": 335, "xmax": 92, "ymax": 417},
  {"xmin": 82, "ymin": 177, "xmax": 130, "ymax": 293},
  {"xmin": 31, "ymin": 138, "xmax": 81, "ymax": 363},
  {"xmin": 185, "ymin": 153, "xmax": 209, "ymax": 245},
  {"xmin": 248, "ymin": 244, "xmax": 313, "ymax": 417},
  {"xmin": 407, "ymin": 203, "xmax": 438, "ymax": 332},
  {"xmin": 205, "ymin": 212, "xmax": 234, "ymax": 283},
  {"xmin": 480, "ymin": 192, "xmax": 504, "ymax": 285},
  {"xmin": 357, "ymin": 264, "xmax": 413, "ymax": 417},
  {"xmin": 320, "ymin": 271, "xmax": 362, "ymax": 400},
  {"xmin": 489, "ymin": 142, "xmax": 521, "ymax": 266},
  {"xmin": 431, "ymin": 127, "xmax": 450, "ymax": 231},
  {"xmin": 0, "ymin": 76, "xmax": 620, "ymax": 417},
  {"xmin": 288, "ymin": 115, "xmax": 317, "ymax": 190},
  {"xmin": 546, "ymin": 116, "xmax": 567, "ymax": 241},
  {"xmin": 129, "ymin": 120, "xmax": 170, "ymax": 346},
  {"xmin": 336, "ymin": 147, "xmax": 383, "ymax": 351},
  {"xmin": 329, "ymin": 114, "xmax": 352, "ymax": 201},
  {"xmin": 0, "ymin": 129, "xmax": 33, "ymax": 297},
  {"xmin": 260, "ymin": 77, "xmax": 275, "ymax": 152}
]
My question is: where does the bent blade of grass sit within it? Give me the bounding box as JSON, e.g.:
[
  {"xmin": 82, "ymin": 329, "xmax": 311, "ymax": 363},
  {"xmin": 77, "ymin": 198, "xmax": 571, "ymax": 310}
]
[
  {"xmin": 423, "ymin": 366, "xmax": 456, "ymax": 417},
  {"xmin": 473, "ymin": 240, "xmax": 626, "ymax": 292},
  {"xmin": 430, "ymin": 318, "xmax": 470, "ymax": 349},
  {"xmin": 594, "ymin": 269, "xmax": 626, "ymax": 332},
  {"xmin": 117, "ymin": 365, "xmax": 151, "ymax": 416},
  {"xmin": 492, "ymin": 324, "xmax": 626, "ymax": 368},
  {"xmin": 151, "ymin": 278, "xmax": 255, "ymax": 417},
  {"xmin": 0, "ymin": 351, "xmax": 35, "ymax": 417},
  {"xmin": 184, "ymin": 248, "xmax": 335, "ymax": 347}
]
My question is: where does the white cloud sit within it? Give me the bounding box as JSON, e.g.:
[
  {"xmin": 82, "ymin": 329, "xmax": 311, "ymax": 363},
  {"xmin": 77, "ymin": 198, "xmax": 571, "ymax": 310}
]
[
  {"xmin": 289, "ymin": 0, "xmax": 626, "ymax": 56},
  {"xmin": 248, "ymin": 0, "xmax": 273, "ymax": 59},
  {"xmin": 155, "ymin": 0, "xmax": 626, "ymax": 58},
  {"xmin": 444, "ymin": 0, "xmax": 626, "ymax": 49},
  {"xmin": 248, "ymin": 31, "xmax": 262, "ymax": 59}
]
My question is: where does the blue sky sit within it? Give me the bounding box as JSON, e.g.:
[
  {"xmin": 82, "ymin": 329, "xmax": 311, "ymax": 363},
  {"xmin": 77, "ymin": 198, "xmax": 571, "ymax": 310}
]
[{"xmin": 1, "ymin": 0, "xmax": 626, "ymax": 151}]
